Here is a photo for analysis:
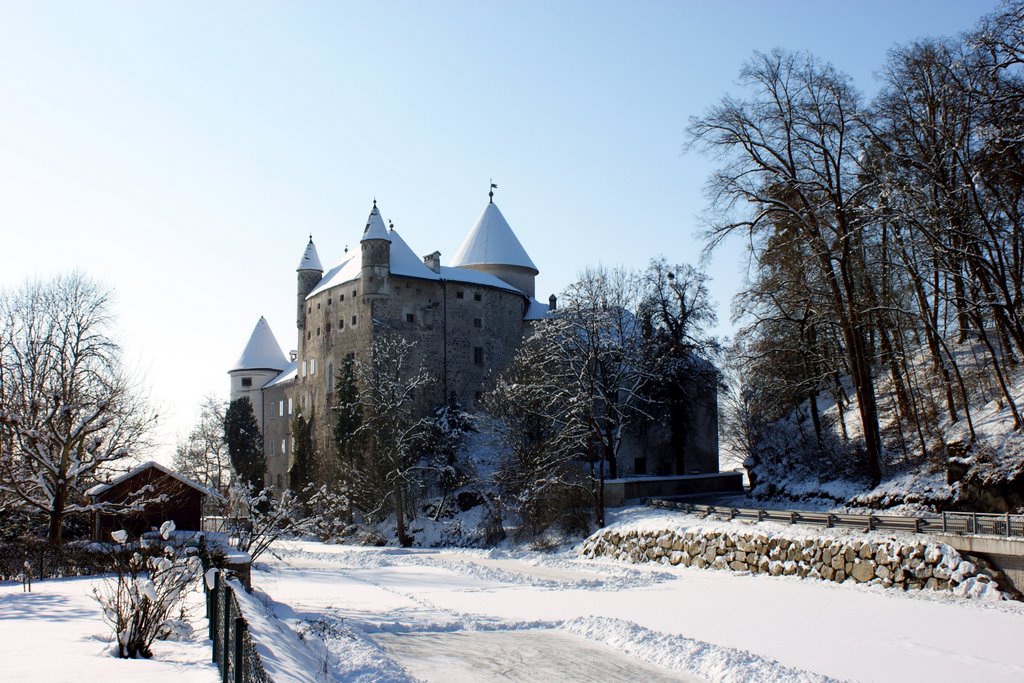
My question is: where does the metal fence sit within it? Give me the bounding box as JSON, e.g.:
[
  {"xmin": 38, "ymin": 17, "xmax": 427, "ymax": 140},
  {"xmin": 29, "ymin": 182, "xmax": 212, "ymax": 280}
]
[
  {"xmin": 204, "ymin": 570, "xmax": 272, "ymax": 683},
  {"xmin": 645, "ymin": 498, "xmax": 1024, "ymax": 539}
]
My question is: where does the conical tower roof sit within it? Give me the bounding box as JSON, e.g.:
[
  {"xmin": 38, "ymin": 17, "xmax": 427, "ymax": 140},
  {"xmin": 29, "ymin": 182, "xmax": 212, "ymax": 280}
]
[
  {"xmin": 449, "ymin": 201, "xmax": 537, "ymax": 273},
  {"xmin": 297, "ymin": 236, "xmax": 323, "ymax": 272},
  {"xmin": 229, "ymin": 317, "xmax": 288, "ymax": 372},
  {"xmin": 361, "ymin": 201, "xmax": 392, "ymax": 242}
]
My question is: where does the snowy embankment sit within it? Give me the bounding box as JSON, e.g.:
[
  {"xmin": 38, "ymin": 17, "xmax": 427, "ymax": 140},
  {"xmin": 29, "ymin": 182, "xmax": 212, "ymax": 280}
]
[{"xmin": 583, "ymin": 508, "xmax": 1009, "ymax": 599}]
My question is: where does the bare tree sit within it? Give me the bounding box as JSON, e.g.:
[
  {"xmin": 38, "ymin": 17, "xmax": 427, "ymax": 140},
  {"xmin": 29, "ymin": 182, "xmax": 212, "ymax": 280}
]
[
  {"xmin": 172, "ymin": 396, "xmax": 230, "ymax": 493},
  {"xmin": 0, "ymin": 273, "xmax": 157, "ymax": 542},
  {"xmin": 688, "ymin": 50, "xmax": 886, "ymax": 486}
]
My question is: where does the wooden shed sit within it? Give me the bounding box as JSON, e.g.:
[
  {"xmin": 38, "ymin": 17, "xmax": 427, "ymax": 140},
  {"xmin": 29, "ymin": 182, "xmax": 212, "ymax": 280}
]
[{"xmin": 87, "ymin": 461, "xmax": 222, "ymax": 540}]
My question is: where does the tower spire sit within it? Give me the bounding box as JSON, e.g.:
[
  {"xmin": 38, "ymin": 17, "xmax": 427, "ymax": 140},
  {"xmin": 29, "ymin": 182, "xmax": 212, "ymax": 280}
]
[{"xmin": 489, "ymin": 180, "xmax": 497, "ymax": 203}]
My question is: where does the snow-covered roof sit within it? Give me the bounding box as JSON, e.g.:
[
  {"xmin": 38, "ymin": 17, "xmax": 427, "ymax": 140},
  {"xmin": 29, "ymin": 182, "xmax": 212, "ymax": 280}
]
[
  {"xmin": 230, "ymin": 317, "xmax": 288, "ymax": 373},
  {"xmin": 264, "ymin": 360, "xmax": 298, "ymax": 388},
  {"xmin": 297, "ymin": 237, "xmax": 323, "ymax": 272},
  {"xmin": 307, "ymin": 234, "xmax": 527, "ymax": 299},
  {"xmin": 388, "ymin": 228, "xmax": 445, "ymax": 280},
  {"xmin": 525, "ymin": 297, "xmax": 552, "ymax": 320},
  {"xmin": 361, "ymin": 202, "xmax": 391, "ymax": 242},
  {"xmin": 449, "ymin": 201, "xmax": 538, "ymax": 273},
  {"xmin": 86, "ymin": 460, "xmax": 224, "ymax": 501}
]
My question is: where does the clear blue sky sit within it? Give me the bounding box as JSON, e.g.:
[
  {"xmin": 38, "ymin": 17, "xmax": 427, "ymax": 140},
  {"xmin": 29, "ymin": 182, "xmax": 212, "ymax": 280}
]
[{"xmin": 0, "ymin": 1, "xmax": 1001, "ymax": 460}]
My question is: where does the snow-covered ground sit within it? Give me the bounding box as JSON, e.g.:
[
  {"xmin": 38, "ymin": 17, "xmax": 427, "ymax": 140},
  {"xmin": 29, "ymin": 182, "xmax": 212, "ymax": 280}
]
[
  {"xmin": 249, "ymin": 510, "xmax": 1024, "ymax": 682},
  {"xmin": 0, "ymin": 575, "xmax": 217, "ymax": 682},
  {"xmin": 6, "ymin": 507, "xmax": 1024, "ymax": 682}
]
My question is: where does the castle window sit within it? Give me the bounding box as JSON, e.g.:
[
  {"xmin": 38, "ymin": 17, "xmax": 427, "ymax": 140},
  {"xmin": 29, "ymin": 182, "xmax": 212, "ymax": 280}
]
[
  {"xmin": 269, "ymin": 440, "xmax": 275, "ymax": 455},
  {"xmin": 301, "ymin": 360, "xmax": 306, "ymax": 377},
  {"xmin": 340, "ymin": 294, "xmax": 345, "ymax": 301},
  {"xmin": 406, "ymin": 313, "xmax": 415, "ymax": 323},
  {"xmin": 281, "ymin": 438, "xmax": 287, "ymax": 455},
  {"xmin": 327, "ymin": 298, "xmax": 332, "ymax": 305},
  {"xmin": 327, "ymin": 363, "xmax": 334, "ymax": 392},
  {"xmin": 279, "ymin": 400, "xmax": 284, "ymax": 417},
  {"xmin": 473, "ymin": 346, "xmax": 484, "ymax": 365},
  {"xmin": 310, "ymin": 358, "xmax": 316, "ymax": 375},
  {"xmin": 456, "ymin": 291, "xmax": 464, "ymax": 299},
  {"xmin": 352, "ymin": 289, "xmax": 357, "ymax": 297},
  {"xmin": 474, "ymin": 292, "xmax": 482, "ymax": 302},
  {"xmin": 473, "ymin": 318, "xmax": 482, "ymax": 328},
  {"xmin": 288, "ymin": 398, "xmax": 293, "ymax": 415},
  {"xmin": 241, "ymin": 377, "xmax": 252, "ymax": 387},
  {"xmin": 351, "ymin": 315, "xmax": 357, "ymax": 326},
  {"xmin": 317, "ymin": 302, "xmax": 321, "ymax": 310},
  {"xmin": 307, "ymin": 331, "xmax": 311, "ymax": 340},
  {"xmin": 316, "ymin": 327, "xmax": 321, "ymax": 336},
  {"xmin": 308, "ymin": 305, "xmax": 311, "ymax": 313},
  {"xmin": 339, "ymin": 319, "xmax": 344, "ymax": 329}
]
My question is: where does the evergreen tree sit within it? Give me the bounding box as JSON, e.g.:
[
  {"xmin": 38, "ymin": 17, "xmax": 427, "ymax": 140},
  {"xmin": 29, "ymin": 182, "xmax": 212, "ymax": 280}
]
[
  {"xmin": 332, "ymin": 355, "xmax": 363, "ymax": 465},
  {"xmin": 223, "ymin": 397, "xmax": 264, "ymax": 489},
  {"xmin": 289, "ymin": 412, "xmax": 315, "ymax": 497}
]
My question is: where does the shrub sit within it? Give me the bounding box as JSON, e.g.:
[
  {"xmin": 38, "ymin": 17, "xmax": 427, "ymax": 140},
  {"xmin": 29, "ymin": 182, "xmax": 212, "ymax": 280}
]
[{"xmin": 92, "ymin": 521, "xmax": 201, "ymax": 659}]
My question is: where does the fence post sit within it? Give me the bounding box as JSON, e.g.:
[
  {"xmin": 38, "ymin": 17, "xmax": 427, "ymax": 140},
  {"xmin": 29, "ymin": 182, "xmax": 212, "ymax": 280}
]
[
  {"xmin": 234, "ymin": 617, "xmax": 245, "ymax": 683},
  {"xmin": 826, "ymin": 514, "xmax": 834, "ymax": 529},
  {"xmin": 223, "ymin": 584, "xmax": 232, "ymax": 682},
  {"xmin": 1007, "ymin": 512, "xmax": 1011, "ymax": 538},
  {"xmin": 211, "ymin": 575, "xmax": 219, "ymax": 663}
]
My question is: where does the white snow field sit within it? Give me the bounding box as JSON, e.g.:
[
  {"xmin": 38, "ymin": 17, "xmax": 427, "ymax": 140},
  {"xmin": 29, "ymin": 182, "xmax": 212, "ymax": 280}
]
[
  {"xmin": 0, "ymin": 575, "xmax": 217, "ymax": 682},
  {"xmin": 253, "ymin": 531, "xmax": 1024, "ymax": 682}
]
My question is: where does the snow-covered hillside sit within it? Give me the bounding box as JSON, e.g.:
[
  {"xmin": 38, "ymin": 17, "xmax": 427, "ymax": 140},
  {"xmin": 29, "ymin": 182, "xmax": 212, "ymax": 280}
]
[{"xmin": 741, "ymin": 348, "xmax": 1024, "ymax": 514}]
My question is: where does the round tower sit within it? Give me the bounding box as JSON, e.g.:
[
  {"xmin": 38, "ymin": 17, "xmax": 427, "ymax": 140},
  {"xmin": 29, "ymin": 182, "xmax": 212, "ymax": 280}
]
[
  {"xmin": 228, "ymin": 317, "xmax": 288, "ymax": 434},
  {"xmin": 449, "ymin": 191, "xmax": 539, "ymax": 297},
  {"xmin": 297, "ymin": 236, "xmax": 323, "ymax": 329},
  {"xmin": 360, "ymin": 200, "xmax": 391, "ymax": 299}
]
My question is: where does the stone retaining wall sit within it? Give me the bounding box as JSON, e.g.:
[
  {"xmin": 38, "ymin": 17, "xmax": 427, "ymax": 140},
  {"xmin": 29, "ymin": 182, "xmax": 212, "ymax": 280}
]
[{"xmin": 580, "ymin": 524, "xmax": 1008, "ymax": 599}]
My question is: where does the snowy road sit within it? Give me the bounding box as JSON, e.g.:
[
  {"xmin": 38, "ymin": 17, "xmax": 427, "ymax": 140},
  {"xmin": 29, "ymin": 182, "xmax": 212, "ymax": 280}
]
[{"xmin": 251, "ymin": 534, "xmax": 1024, "ymax": 682}]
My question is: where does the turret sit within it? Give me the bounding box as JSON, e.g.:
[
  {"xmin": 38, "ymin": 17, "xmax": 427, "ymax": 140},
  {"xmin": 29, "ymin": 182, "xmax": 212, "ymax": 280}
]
[
  {"xmin": 228, "ymin": 317, "xmax": 288, "ymax": 434},
  {"xmin": 360, "ymin": 200, "xmax": 391, "ymax": 298},
  {"xmin": 297, "ymin": 236, "xmax": 323, "ymax": 329},
  {"xmin": 449, "ymin": 189, "xmax": 539, "ymax": 297}
]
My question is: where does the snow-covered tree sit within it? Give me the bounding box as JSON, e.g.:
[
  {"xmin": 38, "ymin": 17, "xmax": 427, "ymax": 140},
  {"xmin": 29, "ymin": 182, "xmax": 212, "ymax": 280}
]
[
  {"xmin": 346, "ymin": 332, "xmax": 433, "ymax": 546},
  {"xmin": 223, "ymin": 397, "xmax": 264, "ymax": 489},
  {"xmin": 171, "ymin": 396, "xmax": 230, "ymax": 493},
  {"xmin": 0, "ymin": 273, "xmax": 158, "ymax": 543}
]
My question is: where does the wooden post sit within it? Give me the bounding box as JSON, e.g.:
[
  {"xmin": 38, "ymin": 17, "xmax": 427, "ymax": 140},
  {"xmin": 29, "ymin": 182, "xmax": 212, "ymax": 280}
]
[
  {"xmin": 210, "ymin": 575, "xmax": 219, "ymax": 663},
  {"xmin": 234, "ymin": 617, "xmax": 245, "ymax": 683},
  {"xmin": 223, "ymin": 586, "xmax": 232, "ymax": 681}
]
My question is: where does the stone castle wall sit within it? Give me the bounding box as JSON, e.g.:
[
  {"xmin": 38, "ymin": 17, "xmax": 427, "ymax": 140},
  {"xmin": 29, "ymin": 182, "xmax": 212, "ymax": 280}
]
[{"xmin": 580, "ymin": 523, "xmax": 1010, "ymax": 599}]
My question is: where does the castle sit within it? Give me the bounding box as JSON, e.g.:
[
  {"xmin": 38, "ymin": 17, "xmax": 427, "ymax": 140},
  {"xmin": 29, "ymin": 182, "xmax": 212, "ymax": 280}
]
[{"xmin": 228, "ymin": 192, "xmax": 728, "ymax": 494}]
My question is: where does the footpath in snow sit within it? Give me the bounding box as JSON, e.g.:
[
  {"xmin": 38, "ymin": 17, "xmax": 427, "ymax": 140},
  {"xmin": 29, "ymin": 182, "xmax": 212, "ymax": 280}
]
[{"xmin": 252, "ymin": 511, "xmax": 1024, "ymax": 683}]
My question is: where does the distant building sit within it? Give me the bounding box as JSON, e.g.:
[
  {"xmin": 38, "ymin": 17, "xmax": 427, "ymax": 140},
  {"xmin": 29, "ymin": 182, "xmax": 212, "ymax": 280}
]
[{"xmin": 229, "ymin": 193, "xmax": 729, "ymax": 494}]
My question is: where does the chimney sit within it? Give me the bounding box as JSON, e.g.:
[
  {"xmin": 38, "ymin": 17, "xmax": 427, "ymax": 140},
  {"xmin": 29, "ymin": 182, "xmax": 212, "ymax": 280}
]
[
  {"xmin": 423, "ymin": 251, "xmax": 441, "ymax": 274},
  {"xmin": 548, "ymin": 294, "xmax": 557, "ymax": 311}
]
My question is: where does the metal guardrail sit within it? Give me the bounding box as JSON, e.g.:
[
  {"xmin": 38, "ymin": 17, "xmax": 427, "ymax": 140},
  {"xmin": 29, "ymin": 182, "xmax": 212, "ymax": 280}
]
[{"xmin": 646, "ymin": 499, "xmax": 1024, "ymax": 539}]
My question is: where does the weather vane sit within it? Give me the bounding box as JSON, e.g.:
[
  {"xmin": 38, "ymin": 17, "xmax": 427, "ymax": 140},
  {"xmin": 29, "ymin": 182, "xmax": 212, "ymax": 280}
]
[{"xmin": 489, "ymin": 179, "xmax": 498, "ymax": 203}]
